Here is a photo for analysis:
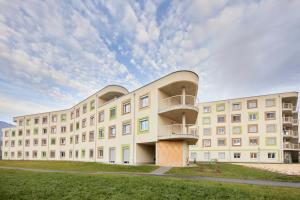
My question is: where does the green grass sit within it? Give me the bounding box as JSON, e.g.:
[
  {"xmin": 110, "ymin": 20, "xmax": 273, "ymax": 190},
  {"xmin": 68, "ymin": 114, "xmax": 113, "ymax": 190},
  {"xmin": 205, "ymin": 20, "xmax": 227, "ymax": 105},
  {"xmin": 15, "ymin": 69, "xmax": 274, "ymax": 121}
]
[
  {"xmin": 1, "ymin": 169, "xmax": 300, "ymax": 200},
  {"xmin": 167, "ymin": 162, "xmax": 300, "ymax": 182},
  {"xmin": 0, "ymin": 160, "xmax": 157, "ymax": 173}
]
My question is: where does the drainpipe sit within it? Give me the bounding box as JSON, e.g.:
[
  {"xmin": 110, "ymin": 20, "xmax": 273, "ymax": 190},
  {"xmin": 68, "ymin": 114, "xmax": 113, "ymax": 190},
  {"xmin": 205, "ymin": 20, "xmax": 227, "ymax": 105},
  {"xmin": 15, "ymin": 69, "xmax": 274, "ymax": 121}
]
[{"xmin": 133, "ymin": 93, "xmax": 136, "ymax": 164}]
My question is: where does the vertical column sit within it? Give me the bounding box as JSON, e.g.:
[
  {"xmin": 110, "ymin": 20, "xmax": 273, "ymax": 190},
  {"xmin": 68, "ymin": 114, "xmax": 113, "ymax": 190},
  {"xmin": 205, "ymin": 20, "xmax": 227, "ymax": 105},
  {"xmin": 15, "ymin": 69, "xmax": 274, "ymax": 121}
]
[
  {"xmin": 182, "ymin": 112, "xmax": 186, "ymax": 135},
  {"xmin": 182, "ymin": 87, "xmax": 186, "ymax": 105}
]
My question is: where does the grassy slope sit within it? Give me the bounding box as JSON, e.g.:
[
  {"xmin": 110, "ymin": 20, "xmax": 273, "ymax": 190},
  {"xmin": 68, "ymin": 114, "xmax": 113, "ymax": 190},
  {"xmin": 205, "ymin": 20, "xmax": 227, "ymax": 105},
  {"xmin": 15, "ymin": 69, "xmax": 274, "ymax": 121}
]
[
  {"xmin": 168, "ymin": 163, "xmax": 300, "ymax": 182},
  {"xmin": 1, "ymin": 169, "xmax": 300, "ymax": 200},
  {"xmin": 0, "ymin": 160, "xmax": 157, "ymax": 173}
]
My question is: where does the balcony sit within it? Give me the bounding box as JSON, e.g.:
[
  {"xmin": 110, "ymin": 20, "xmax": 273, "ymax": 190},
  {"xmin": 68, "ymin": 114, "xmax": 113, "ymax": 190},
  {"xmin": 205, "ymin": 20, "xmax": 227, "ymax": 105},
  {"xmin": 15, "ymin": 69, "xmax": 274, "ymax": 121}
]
[
  {"xmin": 282, "ymin": 103, "xmax": 293, "ymax": 111},
  {"xmin": 283, "ymin": 130, "xmax": 298, "ymax": 138},
  {"xmin": 284, "ymin": 142, "xmax": 300, "ymax": 150},
  {"xmin": 158, "ymin": 95, "xmax": 198, "ymax": 124},
  {"xmin": 158, "ymin": 124, "xmax": 199, "ymax": 144},
  {"xmin": 282, "ymin": 117, "xmax": 298, "ymax": 125}
]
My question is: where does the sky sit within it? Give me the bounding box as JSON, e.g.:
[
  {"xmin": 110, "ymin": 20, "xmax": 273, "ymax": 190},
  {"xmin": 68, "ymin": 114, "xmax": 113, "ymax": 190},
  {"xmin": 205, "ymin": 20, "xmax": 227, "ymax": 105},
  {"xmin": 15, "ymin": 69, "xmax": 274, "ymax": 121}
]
[{"xmin": 0, "ymin": 0, "xmax": 300, "ymax": 123}]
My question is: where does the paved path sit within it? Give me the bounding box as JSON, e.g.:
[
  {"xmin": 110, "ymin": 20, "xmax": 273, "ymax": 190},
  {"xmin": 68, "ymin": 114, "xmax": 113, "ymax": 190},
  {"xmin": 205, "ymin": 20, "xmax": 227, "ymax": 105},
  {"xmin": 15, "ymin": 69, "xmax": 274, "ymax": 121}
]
[
  {"xmin": 1, "ymin": 166, "xmax": 300, "ymax": 188},
  {"xmin": 150, "ymin": 166, "xmax": 172, "ymax": 174}
]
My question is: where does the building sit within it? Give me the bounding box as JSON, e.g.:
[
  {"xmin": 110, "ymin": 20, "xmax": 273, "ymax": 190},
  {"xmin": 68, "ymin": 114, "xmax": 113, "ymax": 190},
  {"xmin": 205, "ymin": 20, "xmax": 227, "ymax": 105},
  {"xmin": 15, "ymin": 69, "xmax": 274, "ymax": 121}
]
[
  {"xmin": 1, "ymin": 71, "xmax": 199, "ymax": 167},
  {"xmin": 190, "ymin": 92, "xmax": 300, "ymax": 163}
]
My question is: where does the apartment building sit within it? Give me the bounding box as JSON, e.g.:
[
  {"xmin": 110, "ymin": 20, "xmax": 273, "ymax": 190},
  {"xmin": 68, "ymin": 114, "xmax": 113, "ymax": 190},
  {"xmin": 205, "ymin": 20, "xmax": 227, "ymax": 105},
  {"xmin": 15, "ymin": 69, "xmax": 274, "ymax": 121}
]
[
  {"xmin": 1, "ymin": 71, "xmax": 199, "ymax": 167},
  {"xmin": 190, "ymin": 92, "xmax": 300, "ymax": 163}
]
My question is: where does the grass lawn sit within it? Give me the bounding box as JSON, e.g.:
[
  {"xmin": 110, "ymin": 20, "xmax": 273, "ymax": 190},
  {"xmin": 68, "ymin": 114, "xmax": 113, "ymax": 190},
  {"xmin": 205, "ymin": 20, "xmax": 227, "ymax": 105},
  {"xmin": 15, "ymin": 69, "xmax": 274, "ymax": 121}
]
[
  {"xmin": 0, "ymin": 160, "xmax": 157, "ymax": 173},
  {"xmin": 167, "ymin": 162, "xmax": 300, "ymax": 182},
  {"xmin": 1, "ymin": 169, "xmax": 300, "ymax": 200}
]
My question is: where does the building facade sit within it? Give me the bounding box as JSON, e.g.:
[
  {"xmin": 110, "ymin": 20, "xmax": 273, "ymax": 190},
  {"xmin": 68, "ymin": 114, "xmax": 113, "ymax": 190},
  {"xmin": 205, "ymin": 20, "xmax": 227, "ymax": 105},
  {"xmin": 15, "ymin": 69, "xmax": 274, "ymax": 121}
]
[
  {"xmin": 1, "ymin": 71, "xmax": 199, "ymax": 167},
  {"xmin": 190, "ymin": 92, "xmax": 300, "ymax": 163}
]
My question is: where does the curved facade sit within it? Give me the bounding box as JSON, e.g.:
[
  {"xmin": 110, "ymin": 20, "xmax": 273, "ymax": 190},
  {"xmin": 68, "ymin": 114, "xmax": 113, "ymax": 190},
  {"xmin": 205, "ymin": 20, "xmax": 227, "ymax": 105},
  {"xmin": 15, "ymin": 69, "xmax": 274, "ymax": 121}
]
[{"xmin": 2, "ymin": 70, "xmax": 199, "ymax": 167}]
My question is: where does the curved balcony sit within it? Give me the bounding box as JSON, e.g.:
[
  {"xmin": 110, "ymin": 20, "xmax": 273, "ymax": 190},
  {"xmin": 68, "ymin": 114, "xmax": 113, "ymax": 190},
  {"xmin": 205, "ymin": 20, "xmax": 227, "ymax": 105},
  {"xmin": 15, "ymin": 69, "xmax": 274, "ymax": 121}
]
[
  {"xmin": 158, "ymin": 124, "xmax": 199, "ymax": 144},
  {"xmin": 158, "ymin": 95, "xmax": 198, "ymax": 124},
  {"xmin": 283, "ymin": 130, "xmax": 298, "ymax": 138},
  {"xmin": 284, "ymin": 142, "xmax": 300, "ymax": 150}
]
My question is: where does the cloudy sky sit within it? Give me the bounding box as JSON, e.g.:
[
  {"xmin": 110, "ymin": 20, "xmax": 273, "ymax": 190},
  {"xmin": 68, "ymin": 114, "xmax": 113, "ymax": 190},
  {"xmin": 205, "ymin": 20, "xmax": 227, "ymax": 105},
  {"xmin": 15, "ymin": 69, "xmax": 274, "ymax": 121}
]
[{"xmin": 0, "ymin": 0, "xmax": 300, "ymax": 123}]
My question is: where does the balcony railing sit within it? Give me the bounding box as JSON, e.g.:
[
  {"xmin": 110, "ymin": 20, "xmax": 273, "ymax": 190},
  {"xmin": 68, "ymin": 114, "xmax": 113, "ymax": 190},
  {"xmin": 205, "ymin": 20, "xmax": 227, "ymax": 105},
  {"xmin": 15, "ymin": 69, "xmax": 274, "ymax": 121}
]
[
  {"xmin": 293, "ymin": 118, "xmax": 298, "ymax": 124},
  {"xmin": 283, "ymin": 130, "xmax": 298, "ymax": 137},
  {"xmin": 284, "ymin": 142, "xmax": 300, "ymax": 150},
  {"xmin": 158, "ymin": 124, "xmax": 199, "ymax": 139},
  {"xmin": 283, "ymin": 117, "xmax": 293, "ymax": 123},
  {"xmin": 282, "ymin": 103, "xmax": 293, "ymax": 110},
  {"xmin": 159, "ymin": 95, "xmax": 197, "ymax": 112}
]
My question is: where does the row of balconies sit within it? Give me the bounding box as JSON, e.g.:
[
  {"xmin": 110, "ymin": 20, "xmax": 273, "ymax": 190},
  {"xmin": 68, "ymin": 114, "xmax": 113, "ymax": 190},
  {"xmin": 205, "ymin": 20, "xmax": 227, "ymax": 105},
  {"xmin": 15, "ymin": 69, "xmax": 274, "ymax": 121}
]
[{"xmin": 284, "ymin": 142, "xmax": 300, "ymax": 150}]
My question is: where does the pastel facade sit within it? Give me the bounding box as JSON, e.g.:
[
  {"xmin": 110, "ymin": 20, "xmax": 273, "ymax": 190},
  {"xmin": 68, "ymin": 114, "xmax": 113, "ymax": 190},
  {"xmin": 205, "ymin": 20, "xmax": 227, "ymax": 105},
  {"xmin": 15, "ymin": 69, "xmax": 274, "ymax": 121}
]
[
  {"xmin": 190, "ymin": 92, "xmax": 300, "ymax": 163},
  {"xmin": 1, "ymin": 71, "xmax": 199, "ymax": 167}
]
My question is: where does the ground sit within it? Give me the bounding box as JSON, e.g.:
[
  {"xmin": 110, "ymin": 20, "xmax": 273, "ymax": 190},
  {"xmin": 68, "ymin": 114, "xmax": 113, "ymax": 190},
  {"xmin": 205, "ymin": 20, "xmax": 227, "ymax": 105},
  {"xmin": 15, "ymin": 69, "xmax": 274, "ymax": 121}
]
[
  {"xmin": 1, "ymin": 169, "xmax": 300, "ymax": 200},
  {"xmin": 234, "ymin": 163, "xmax": 300, "ymax": 175},
  {"xmin": 167, "ymin": 162, "xmax": 300, "ymax": 182}
]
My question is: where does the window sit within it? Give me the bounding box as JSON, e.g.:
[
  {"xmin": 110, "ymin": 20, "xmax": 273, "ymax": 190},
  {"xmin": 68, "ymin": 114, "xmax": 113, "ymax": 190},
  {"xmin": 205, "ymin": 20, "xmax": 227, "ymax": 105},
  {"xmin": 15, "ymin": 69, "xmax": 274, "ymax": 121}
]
[
  {"xmin": 41, "ymin": 139, "xmax": 47, "ymax": 146},
  {"xmin": 61, "ymin": 126, "xmax": 66, "ymax": 133},
  {"xmin": 266, "ymin": 124, "xmax": 276, "ymax": 133},
  {"xmin": 42, "ymin": 151, "xmax": 46, "ymax": 158},
  {"xmin": 60, "ymin": 151, "xmax": 65, "ymax": 158},
  {"xmin": 82, "ymin": 133, "xmax": 86, "ymax": 142},
  {"xmin": 266, "ymin": 137, "xmax": 276, "ymax": 146},
  {"xmin": 83, "ymin": 104, "xmax": 87, "ymax": 114},
  {"xmin": 216, "ymin": 126, "xmax": 225, "ymax": 135},
  {"xmin": 70, "ymin": 136, "xmax": 73, "ymax": 144},
  {"xmin": 61, "ymin": 114, "xmax": 67, "ymax": 122},
  {"xmin": 33, "ymin": 128, "xmax": 38, "ymax": 135},
  {"xmin": 18, "ymin": 130, "xmax": 22, "ymax": 136},
  {"xmin": 75, "ymin": 150, "xmax": 79, "ymax": 158},
  {"xmin": 90, "ymin": 100, "xmax": 95, "ymax": 111},
  {"xmin": 234, "ymin": 153, "xmax": 241, "ymax": 158},
  {"xmin": 202, "ymin": 117, "xmax": 211, "ymax": 125},
  {"xmin": 69, "ymin": 150, "xmax": 73, "ymax": 158},
  {"xmin": 25, "ymin": 139, "xmax": 30, "ymax": 147},
  {"xmin": 18, "ymin": 120, "xmax": 23, "ymax": 126},
  {"xmin": 249, "ymin": 137, "xmax": 259, "ymax": 146},
  {"xmin": 50, "ymin": 151, "xmax": 55, "ymax": 158},
  {"xmin": 51, "ymin": 126, "xmax": 56, "ymax": 134},
  {"xmin": 42, "ymin": 117, "xmax": 48, "ymax": 124},
  {"xmin": 268, "ymin": 152, "xmax": 276, "ymax": 159},
  {"xmin": 51, "ymin": 138, "xmax": 56, "ymax": 145},
  {"xmin": 33, "ymin": 139, "xmax": 38, "ymax": 146},
  {"xmin": 190, "ymin": 152, "xmax": 197, "ymax": 161},
  {"xmin": 18, "ymin": 140, "xmax": 22, "ymax": 146},
  {"xmin": 97, "ymin": 147, "xmax": 104, "ymax": 159},
  {"xmin": 218, "ymin": 152, "xmax": 225, "ymax": 159},
  {"xmin": 42, "ymin": 128, "xmax": 47, "ymax": 134},
  {"xmin": 139, "ymin": 118, "xmax": 149, "ymax": 132},
  {"xmin": 60, "ymin": 137, "xmax": 66, "ymax": 145},
  {"xmin": 98, "ymin": 111, "xmax": 104, "ymax": 122},
  {"xmin": 203, "ymin": 139, "xmax": 211, "ymax": 147},
  {"xmin": 250, "ymin": 152, "xmax": 257, "ymax": 159},
  {"xmin": 122, "ymin": 101, "xmax": 131, "ymax": 114},
  {"xmin": 204, "ymin": 152, "xmax": 210, "ymax": 160},
  {"xmin": 203, "ymin": 106, "xmax": 211, "ymax": 113},
  {"xmin": 248, "ymin": 112, "xmax": 259, "ymax": 121},
  {"xmin": 232, "ymin": 138, "xmax": 241, "ymax": 146},
  {"xmin": 90, "ymin": 115, "xmax": 95, "ymax": 126},
  {"xmin": 25, "ymin": 152, "xmax": 29, "ymax": 158},
  {"xmin": 82, "ymin": 119, "xmax": 87, "ymax": 128},
  {"xmin": 18, "ymin": 151, "xmax": 22, "ymax": 158},
  {"xmin": 26, "ymin": 129, "xmax": 30, "ymax": 136},
  {"xmin": 203, "ymin": 128, "xmax": 211, "ymax": 136},
  {"xmin": 26, "ymin": 119, "xmax": 30, "ymax": 126},
  {"xmin": 231, "ymin": 114, "xmax": 241, "ymax": 123},
  {"xmin": 265, "ymin": 99, "xmax": 276, "ymax": 107},
  {"xmin": 71, "ymin": 111, "xmax": 74, "ymax": 119},
  {"xmin": 248, "ymin": 124, "xmax": 258, "ymax": 133},
  {"xmin": 76, "ymin": 108, "xmax": 80, "ymax": 118},
  {"xmin": 122, "ymin": 121, "xmax": 131, "ymax": 135},
  {"xmin": 32, "ymin": 151, "xmax": 38, "ymax": 158},
  {"xmin": 5, "ymin": 130, "xmax": 9, "ymax": 137},
  {"xmin": 265, "ymin": 111, "xmax": 276, "ymax": 120},
  {"xmin": 11, "ymin": 152, "xmax": 15, "ymax": 158},
  {"xmin": 81, "ymin": 150, "xmax": 85, "ymax": 158},
  {"xmin": 75, "ymin": 135, "xmax": 79, "ymax": 144},
  {"xmin": 34, "ymin": 118, "xmax": 39, "ymax": 124},
  {"xmin": 110, "ymin": 107, "xmax": 116, "ymax": 120},
  {"xmin": 217, "ymin": 138, "xmax": 226, "ymax": 146},
  {"xmin": 140, "ymin": 94, "xmax": 149, "ymax": 108},
  {"xmin": 216, "ymin": 103, "xmax": 225, "ymax": 112},
  {"xmin": 12, "ymin": 130, "xmax": 15, "ymax": 137},
  {"xmin": 52, "ymin": 115, "xmax": 57, "ymax": 122},
  {"xmin": 217, "ymin": 115, "xmax": 226, "ymax": 123},
  {"xmin": 89, "ymin": 149, "xmax": 94, "ymax": 158},
  {"xmin": 247, "ymin": 100, "xmax": 257, "ymax": 109},
  {"xmin": 70, "ymin": 123, "xmax": 74, "ymax": 132},
  {"xmin": 109, "ymin": 126, "xmax": 116, "ymax": 138},
  {"xmin": 232, "ymin": 102, "xmax": 241, "ymax": 110},
  {"xmin": 89, "ymin": 131, "xmax": 94, "ymax": 142},
  {"xmin": 98, "ymin": 128, "xmax": 104, "ymax": 139},
  {"xmin": 76, "ymin": 122, "xmax": 80, "ymax": 130}
]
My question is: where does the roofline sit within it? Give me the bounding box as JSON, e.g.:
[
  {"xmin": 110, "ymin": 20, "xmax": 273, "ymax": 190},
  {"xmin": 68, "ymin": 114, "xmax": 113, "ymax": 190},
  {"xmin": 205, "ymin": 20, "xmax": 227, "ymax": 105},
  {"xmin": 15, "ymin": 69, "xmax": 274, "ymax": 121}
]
[
  {"xmin": 13, "ymin": 70, "xmax": 198, "ymax": 119},
  {"xmin": 199, "ymin": 91, "xmax": 298, "ymax": 104}
]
